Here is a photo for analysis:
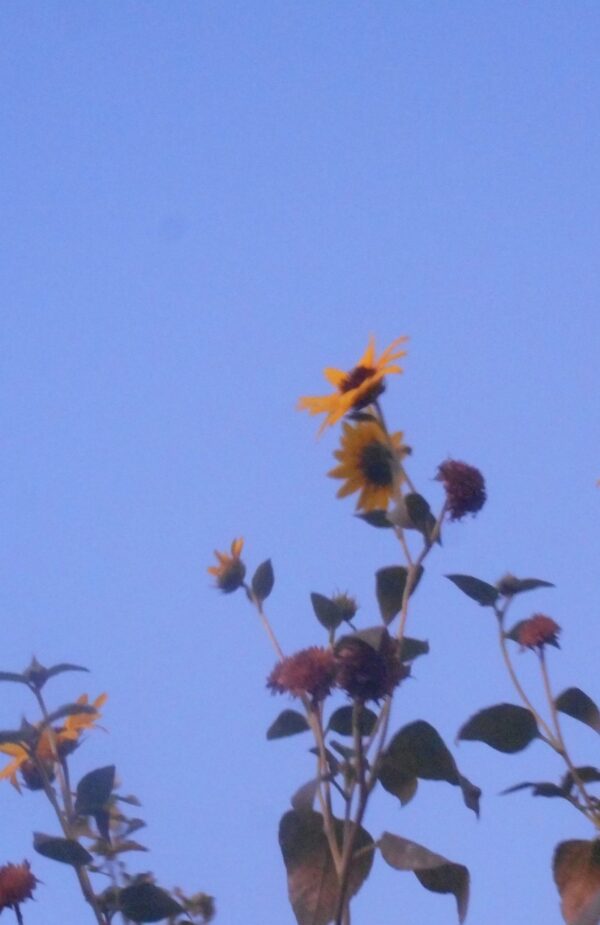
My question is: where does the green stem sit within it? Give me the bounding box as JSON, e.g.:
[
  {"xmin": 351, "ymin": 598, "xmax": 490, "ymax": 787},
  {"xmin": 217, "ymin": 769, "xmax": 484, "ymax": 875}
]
[{"xmin": 539, "ymin": 651, "xmax": 599, "ymax": 825}]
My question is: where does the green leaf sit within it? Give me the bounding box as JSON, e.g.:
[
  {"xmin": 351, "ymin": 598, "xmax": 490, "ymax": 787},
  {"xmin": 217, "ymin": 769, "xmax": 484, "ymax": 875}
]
[
  {"xmin": 267, "ymin": 710, "xmax": 310, "ymax": 740},
  {"xmin": 75, "ymin": 766, "xmax": 116, "ymax": 816},
  {"xmin": 380, "ymin": 722, "xmax": 479, "ymax": 815},
  {"xmin": 119, "ymin": 883, "xmax": 184, "ymax": 922},
  {"xmin": 355, "ymin": 509, "xmax": 393, "ymax": 528},
  {"xmin": 46, "ymin": 662, "xmax": 89, "ymax": 680},
  {"xmin": 379, "ymin": 832, "xmax": 469, "ymax": 923},
  {"xmin": 556, "ymin": 688, "xmax": 600, "ymax": 734},
  {"xmin": 501, "ymin": 781, "xmax": 567, "ymax": 799},
  {"xmin": 0, "ymin": 671, "xmax": 28, "ymax": 685},
  {"xmin": 384, "ymin": 720, "xmax": 460, "ymax": 784},
  {"xmin": 279, "ymin": 810, "xmax": 374, "ymax": 925},
  {"xmin": 398, "ymin": 637, "xmax": 430, "ymax": 662},
  {"xmin": 291, "ymin": 778, "xmax": 320, "ymax": 813},
  {"xmin": 562, "ymin": 767, "xmax": 600, "ymax": 792},
  {"xmin": 496, "ymin": 574, "xmax": 555, "ymax": 596},
  {"xmin": 446, "ymin": 574, "xmax": 499, "ymax": 607},
  {"xmin": 327, "ymin": 706, "xmax": 377, "ymax": 737},
  {"xmin": 405, "ymin": 493, "xmax": 439, "ymax": 543},
  {"xmin": 378, "ymin": 763, "xmax": 419, "ymax": 807},
  {"xmin": 458, "ymin": 703, "xmax": 539, "ymax": 753},
  {"xmin": 310, "ymin": 592, "xmax": 344, "ymax": 631},
  {"xmin": 33, "ymin": 833, "xmax": 93, "ymax": 866},
  {"xmin": 251, "ymin": 559, "xmax": 274, "ymax": 602},
  {"xmin": 44, "ymin": 702, "xmax": 97, "ymax": 727},
  {"xmin": 504, "ymin": 620, "xmax": 528, "ymax": 643},
  {"xmin": 0, "ymin": 728, "xmax": 31, "ymax": 746},
  {"xmin": 376, "ymin": 566, "xmax": 424, "ymax": 625}
]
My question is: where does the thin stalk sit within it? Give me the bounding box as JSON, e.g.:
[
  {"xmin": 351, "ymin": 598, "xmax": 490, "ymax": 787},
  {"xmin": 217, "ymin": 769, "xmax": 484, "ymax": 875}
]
[
  {"xmin": 540, "ymin": 651, "xmax": 599, "ymax": 824},
  {"xmin": 31, "ymin": 688, "xmax": 74, "ymax": 818},
  {"xmin": 496, "ymin": 618, "xmax": 557, "ymax": 745},
  {"xmin": 246, "ymin": 588, "xmax": 342, "ymax": 869}
]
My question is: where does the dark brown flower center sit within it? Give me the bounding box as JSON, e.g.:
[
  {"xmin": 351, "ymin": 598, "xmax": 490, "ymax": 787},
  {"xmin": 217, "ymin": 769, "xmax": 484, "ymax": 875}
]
[
  {"xmin": 359, "ymin": 442, "xmax": 394, "ymax": 487},
  {"xmin": 339, "ymin": 365, "xmax": 375, "ymax": 393}
]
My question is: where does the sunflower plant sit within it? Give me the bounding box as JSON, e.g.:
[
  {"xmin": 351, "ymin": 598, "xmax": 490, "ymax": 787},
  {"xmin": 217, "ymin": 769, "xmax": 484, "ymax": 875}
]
[
  {"xmin": 0, "ymin": 660, "xmax": 214, "ymax": 925},
  {"xmin": 210, "ymin": 336, "xmax": 490, "ymax": 925}
]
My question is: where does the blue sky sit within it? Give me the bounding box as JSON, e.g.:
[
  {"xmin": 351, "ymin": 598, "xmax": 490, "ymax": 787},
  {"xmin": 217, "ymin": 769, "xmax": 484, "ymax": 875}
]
[{"xmin": 2, "ymin": 3, "xmax": 600, "ymax": 924}]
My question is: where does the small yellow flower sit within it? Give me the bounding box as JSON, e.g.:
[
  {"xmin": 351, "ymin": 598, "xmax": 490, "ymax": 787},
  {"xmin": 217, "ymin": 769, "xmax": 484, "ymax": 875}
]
[
  {"xmin": 329, "ymin": 420, "xmax": 406, "ymax": 511},
  {"xmin": 207, "ymin": 537, "xmax": 246, "ymax": 593},
  {"xmin": 0, "ymin": 694, "xmax": 107, "ymax": 791},
  {"xmin": 298, "ymin": 335, "xmax": 408, "ymax": 434}
]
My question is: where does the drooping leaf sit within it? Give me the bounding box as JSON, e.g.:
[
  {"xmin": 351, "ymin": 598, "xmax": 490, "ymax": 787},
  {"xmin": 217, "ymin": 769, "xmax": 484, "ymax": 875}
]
[
  {"xmin": 380, "ymin": 721, "xmax": 479, "ymax": 815},
  {"xmin": 310, "ymin": 593, "xmax": 344, "ymax": 631},
  {"xmin": 33, "ymin": 833, "xmax": 93, "ymax": 866},
  {"xmin": 379, "ymin": 832, "xmax": 469, "ymax": 923},
  {"xmin": 119, "ymin": 882, "xmax": 184, "ymax": 922},
  {"xmin": 384, "ymin": 721, "xmax": 460, "ymax": 784},
  {"xmin": 75, "ymin": 766, "xmax": 116, "ymax": 816},
  {"xmin": 445, "ymin": 574, "xmax": 499, "ymax": 607},
  {"xmin": 251, "ymin": 559, "xmax": 274, "ymax": 602},
  {"xmin": 398, "ymin": 637, "xmax": 430, "ymax": 662},
  {"xmin": 556, "ymin": 688, "xmax": 600, "ymax": 734},
  {"xmin": 554, "ymin": 840, "xmax": 600, "ymax": 925},
  {"xmin": 458, "ymin": 703, "xmax": 539, "ymax": 753},
  {"xmin": 0, "ymin": 671, "xmax": 28, "ymax": 685},
  {"xmin": 457, "ymin": 774, "xmax": 482, "ymax": 817},
  {"xmin": 355, "ymin": 510, "xmax": 393, "ymax": 528},
  {"xmin": 378, "ymin": 762, "xmax": 419, "ymax": 807},
  {"xmin": 279, "ymin": 809, "xmax": 374, "ymax": 925},
  {"xmin": 501, "ymin": 781, "xmax": 567, "ymax": 799},
  {"xmin": 327, "ymin": 706, "xmax": 377, "ymax": 737},
  {"xmin": 267, "ymin": 710, "xmax": 310, "ymax": 740},
  {"xmin": 376, "ymin": 566, "xmax": 423, "ymax": 625},
  {"xmin": 496, "ymin": 574, "xmax": 555, "ymax": 596}
]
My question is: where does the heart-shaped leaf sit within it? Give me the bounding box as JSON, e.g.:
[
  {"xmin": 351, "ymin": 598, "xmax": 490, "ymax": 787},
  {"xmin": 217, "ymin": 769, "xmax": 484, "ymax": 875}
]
[{"xmin": 458, "ymin": 704, "xmax": 539, "ymax": 753}]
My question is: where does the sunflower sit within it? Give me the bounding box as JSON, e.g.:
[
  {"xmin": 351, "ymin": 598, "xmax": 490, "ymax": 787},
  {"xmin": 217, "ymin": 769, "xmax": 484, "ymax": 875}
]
[
  {"xmin": 0, "ymin": 693, "xmax": 107, "ymax": 791},
  {"xmin": 329, "ymin": 420, "xmax": 407, "ymax": 511},
  {"xmin": 298, "ymin": 335, "xmax": 408, "ymax": 434},
  {"xmin": 207, "ymin": 537, "xmax": 246, "ymax": 593}
]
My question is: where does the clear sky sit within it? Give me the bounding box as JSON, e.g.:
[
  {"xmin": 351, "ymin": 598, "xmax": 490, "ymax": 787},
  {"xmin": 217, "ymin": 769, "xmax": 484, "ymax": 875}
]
[{"xmin": 2, "ymin": 3, "xmax": 600, "ymax": 924}]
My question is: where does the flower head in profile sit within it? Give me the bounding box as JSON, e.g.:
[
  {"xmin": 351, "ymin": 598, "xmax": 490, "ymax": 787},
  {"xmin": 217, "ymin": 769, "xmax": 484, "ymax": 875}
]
[
  {"xmin": 298, "ymin": 336, "xmax": 408, "ymax": 434},
  {"xmin": 329, "ymin": 420, "xmax": 407, "ymax": 511},
  {"xmin": 518, "ymin": 614, "xmax": 561, "ymax": 651},
  {"xmin": 207, "ymin": 538, "xmax": 246, "ymax": 593},
  {"xmin": 436, "ymin": 459, "xmax": 486, "ymax": 521},
  {"xmin": 0, "ymin": 693, "xmax": 107, "ymax": 791},
  {"xmin": 0, "ymin": 861, "xmax": 38, "ymax": 911},
  {"xmin": 267, "ymin": 647, "xmax": 335, "ymax": 702}
]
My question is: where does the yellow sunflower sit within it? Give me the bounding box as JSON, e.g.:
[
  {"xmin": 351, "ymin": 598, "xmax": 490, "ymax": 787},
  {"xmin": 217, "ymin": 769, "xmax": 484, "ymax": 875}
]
[
  {"xmin": 0, "ymin": 693, "xmax": 107, "ymax": 791},
  {"xmin": 329, "ymin": 420, "xmax": 407, "ymax": 511},
  {"xmin": 298, "ymin": 335, "xmax": 408, "ymax": 434},
  {"xmin": 207, "ymin": 537, "xmax": 246, "ymax": 593}
]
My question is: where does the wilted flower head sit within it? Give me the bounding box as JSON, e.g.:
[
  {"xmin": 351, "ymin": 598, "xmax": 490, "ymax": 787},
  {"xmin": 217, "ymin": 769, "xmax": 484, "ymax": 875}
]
[
  {"xmin": 267, "ymin": 647, "xmax": 335, "ymax": 702},
  {"xmin": 0, "ymin": 861, "xmax": 38, "ymax": 910},
  {"xmin": 334, "ymin": 629, "xmax": 409, "ymax": 703},
  {"xmin": 518, "ymin": 614, "xmax": 561, "ymax": 651},
  {"xmin": 298, "ymin": 336, "xmax": 408, "ymax": 434},
  {"xmin": 207, "ymin": 538, "xmax": 246, "ymax": 593},
  {"xmin": 436, "ymin": 459, "xmax": 486, "ymax": 521}
]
